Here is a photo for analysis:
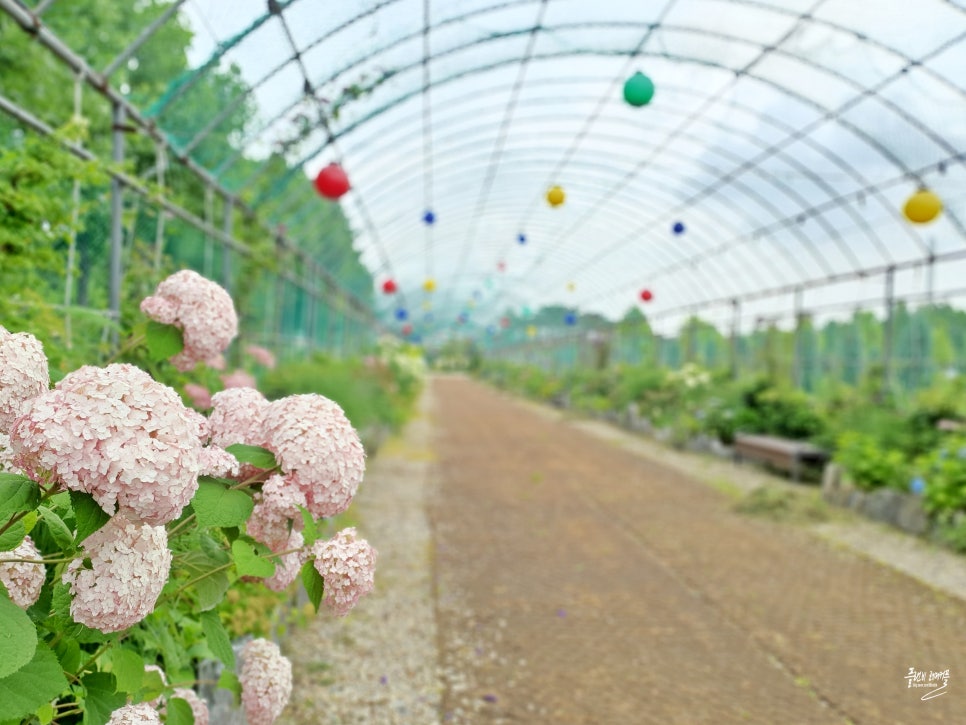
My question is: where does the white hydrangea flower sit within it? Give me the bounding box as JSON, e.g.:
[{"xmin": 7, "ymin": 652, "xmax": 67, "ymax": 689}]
[
  {"xmin": 107, "ymin": 703, "xmax": 161, "ymax": 724},
  {"xmin": 0, "ymin": 325, "xmax": 49, "ymax": 433},
  {"xmin": 140, "ymin": 270, "xmax": 238, "ymax": 372},
  {"xmin": 10, "ymin": 364, "xmax": 209, "ymax": 525},
  {"xmin": 63, "ymin": 513, "xmax": 171, "ymax": 633},
  {"xmin": 0, "ymin": 535, "xmax": 45, "ymax": 609},
  {"xmin": 311, "ymin": 528, "xmax": 377, "ymax": 617},
  {"xmin": 240, "ymin": 638, "xmax": 292, "ymax": 725},
  {"xmin": 262, "ymin": 395, "xmax": 365, "ymax": 519}
]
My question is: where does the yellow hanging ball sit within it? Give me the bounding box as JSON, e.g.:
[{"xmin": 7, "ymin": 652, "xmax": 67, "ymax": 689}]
[
  {"xmin": 526, "ymin": 325, "xmax": 537, "ymax": 338},
  {"xmin": 423, "ymin": 278, "xmax": 436, "ymax": 293},
  {"xmin": 567, "ymin": 281, "xmax": 576, "ymax": 292},
  {"xmin": 903, "ymin": 188, "xmax": 942, "ymax": 224},
  {"xmin": 546, "ymin": 185, "xmax": 565, "ymax": 207}
]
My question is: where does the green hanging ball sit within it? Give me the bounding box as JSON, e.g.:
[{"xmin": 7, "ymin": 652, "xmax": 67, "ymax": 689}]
[{"xmin": 623, "ymin": 71, "xmax": 655, "ymax": 107}]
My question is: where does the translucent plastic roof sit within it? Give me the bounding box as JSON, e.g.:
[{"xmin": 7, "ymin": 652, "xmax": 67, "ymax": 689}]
[{"xmin": 17, "ymin": 0, "xmax": 966, "ymax": 340}]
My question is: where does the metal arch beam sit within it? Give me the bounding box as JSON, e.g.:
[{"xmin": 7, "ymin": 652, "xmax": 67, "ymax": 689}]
[
  {"xmin": 344, "ymin": 100, "xmax": 881, "ymax": 282},
  {"xmin": 102, "ymin": 0, "xmax": 188, "ymax": 78}
]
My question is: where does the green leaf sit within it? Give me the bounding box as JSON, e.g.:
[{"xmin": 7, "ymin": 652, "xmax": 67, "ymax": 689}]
[
  {"xmin": 0, "ymin": 519, "xmax": 26, "ymax": 551},
  {"xmin": 166, "ymin": 696, "xmax": 195, "ymax": 725},
  {"xmin": 217, "ymin": 669, "xmax": 241, "ymax": 704},
  {"xmin": 0, "ymin": 643, "xmax": 68, "ymax": 721},
  {"xmin": 200, "ymin": 611, "xmax": 235, "ymax": 669},
  {"xmin": 53, "ymin": 637, "xmax": 81, "ymax": 675},
  {"xmin": 70, "ymin": 491, "xmax": 110, "ymax": 543},
  {"xmin": 36, "ymin": 701, "xmax": 54, "ymax": 725},
  {"xmin": 300, "ymin": 560, "xmax": 324, "ymax": 613},
  {"xmin": 179, "ymin": 549, "xmax": 231, "ymax": 612},
  {"xmin": 145, "ymin": 320, "xmax": 184, "ymax": 362},
  {"xmin": 191, "ymin": 481, "xmax": 253, "ymax": 528},
  {"xmin": 140, "ymin": 668, "xmax": 166, "ymax": 702},
  {"xmin": 37, "ymin": 506, "xmax": 74, "ymax": 550},
  {"xmin": 224, "ymin": 443, "xmax": 278, "ymax": 470},
  {"xmin": 298, "ymin": 505, "xmax": 320, "ymax": 547},
  {"xmin": 0, "ymin": 474, "xmax": 40, "ymax": 521},
  {"xmin": 0, "ymin": 592, "xmax": 38, "ymax": 678},
  {"xmin": 108, "ymin": 647, "xmax": 145, "ymax": 694},
  {"xmin": 81, "ymin": 672, "xmax": 126, "ymax": 725},
  {"xmin": 231, "ymin": 539, "xmax": 276, "ymax": 578}
]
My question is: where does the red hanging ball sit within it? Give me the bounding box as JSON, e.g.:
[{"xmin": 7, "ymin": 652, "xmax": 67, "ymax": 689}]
[
  {"xmin": 640, "ymin": 289, "xmax": 653, "ymax": 302},
  {"xmin": 500, "ymin": 317, "xmax": 510, "ymax": 328},
  {"xmin": 314, "ymin": 163, "xmax": 351, "ymax": 200},
  {"xmin": 402, "ymin": 323, "xmax": 413, "ymax": 336},
  {"xmin": 382, "ymin": 279, "xmax": 397, "ymax": 294}
]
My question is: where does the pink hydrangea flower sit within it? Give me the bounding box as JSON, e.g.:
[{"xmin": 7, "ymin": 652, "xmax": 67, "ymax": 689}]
[
  {"xmin": 140, "ymin": 270, "xmax": 238, "ymax": 372},
  {"xmin": 205, "ymin": 354, "xmax": 227, "ymax": 371},
  {"xmin": 63, "ymin": 513, "xmax": 172, "ymax": 633},
  {"xmin": 183, "ymin": 383, "xmax": 212, "ymax": 410},
  {"xmin": 221, "ymin": 369, "xmax": 257, "ymax": 390},
  {"xmin": 247, "ymin": 474, "xmax": 306, "ymax": 551},
  {"xmin": 240, "ymin": 638, "xmax": 292, "ymax": 725},
  {"xmin": 264, "ymin": 530, "xmax": 304, "ymax": 593},
  {"xmin": 261, "ymin": 395, "xmax": 365, "ymax": 519},
  {"xmin": 0, "ymin": 535, "xmax": 45, "ymax": 609},
  {"xmin": 311, "ymin": 528, "xmax": 376, "ymax": 617},
  {"xmin": 0, "ymin": 433, "xmax": 21, "ymax": 474},
  {"xmin": 107, "ymin": 703, "xmax": 161, "ymax": 724},
  {"xmin": 244, "ymin": 345, "xmax": 276, "ymax": 369},
  {"xmin": 199, "ymin": 445, "xmax": 241, "ymax": 479},
  {"xmin": 171, "ymin": 688, "xmax": 209, "ymax": 725},
  {"xmin": 0, "ymin": 325, "xmax": 49, "ymax": 433},
  {"xmin": 208, "ymin": 388, "xmax": 269, "ymax": 450},
  {"xmin": 10, "ymin": 364, "xmax": 209, "ymax": 525}
]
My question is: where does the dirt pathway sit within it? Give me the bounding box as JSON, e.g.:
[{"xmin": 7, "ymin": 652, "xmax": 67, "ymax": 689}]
[{"xmin": 430, "ymin": 375, "xmax": 965, "ymax": 724}]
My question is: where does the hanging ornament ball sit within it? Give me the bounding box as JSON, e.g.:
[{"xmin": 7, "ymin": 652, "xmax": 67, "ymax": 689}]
[
  {"xmin": 517, "ymin": 233, "xmax": 527, "ymax": 244},
  {"xmin": 567, "ymin": 281, "xmax": 576, "ymax": 292},
  {"xmin": 424, "ymin": 312, "xmax": 434, "ymax": 322},
  {"xmin": 458, "ymin": 312, "xmax": 468, "ymax": 324},
  {"xmin": 564, "ymin": 312, "xmax": 577, "ymax": 326},
  {"xmin": 402, "ymin": 323, "xmax": 413, "ymax": 336},
  {"xmin": 522, "ymin": 305, "xmax": 531, "ymax": 317},
  {"xmin": 500, "ymin": 316, "xmax": 510, "ymax": 329},
  {"xmin": 526, "ymin": 325, "xmax": 537, "ymax": 338},
  {"xmin": 640, "ymin": 288, "xmax": 653, "ymax": 302},
  {"xmin": 313, "ymin": 163, "xmax": 351, "ymax": 200},
  {"xmin": 497, "ymin": 260, "xmax": 506, "ymax": 272},
  {"xmin": 422, "ymin": 209, "xmax": 436, "ymax": 225},
  {"xmin": 623, "ymin": 71, "xmax": 655, "ymax": 107},
  {"xmin": 546, "ymin": 185, "xmax": 566, "ymax": 207},
  {"xmin": 381, "ymin": 279, "xmax": 397, "ymax": 294},
  {"xmin": 395, "ymin": 308, "xmax": 408, "ymax": 321},
  {"xmin": 423, "ymin": 278, "xmax": 436, "ymax": 293},
  {"xmin": 672, "ymin": 221, "xmax": 686, "ymax": 235},
  {"xmin": 903, "ymin": 188, "xmax": 942, "ymax": 224},
  {"xmin": 487, "ymin": 325, "xmax": 497, "ymax": 335}
]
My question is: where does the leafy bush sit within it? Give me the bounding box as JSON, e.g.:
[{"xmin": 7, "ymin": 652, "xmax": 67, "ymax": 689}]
[
  {"xmin": 916, "ymin": 436, "xmax": 966, "ymax": 515},
  {"xmin": 834, "ymin": 431, "xmax": 910, "ymax": 491}
]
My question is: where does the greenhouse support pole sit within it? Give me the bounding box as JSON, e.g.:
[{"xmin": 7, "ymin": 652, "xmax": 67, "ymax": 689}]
[
  {"xmin": 221, "ymin": 195, "xmax": 233, "ymax": 291},
  {"xmin": 110, "ymin": 102, "xmax": 125, "ymax": 347},
  {"xmin": 729, "ymin": 298, "xmax": 740, "ymax": 380},
  {"xmin": 793, "ymin": 287, "xmax": 804, "ymax": 390},
  {"xmin": 883, "ymin": 266, "xmax": 896, "ymax": 392}
]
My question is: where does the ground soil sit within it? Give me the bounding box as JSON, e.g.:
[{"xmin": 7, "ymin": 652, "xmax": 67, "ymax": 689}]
[{"xmin": 429, "ymin": 375, "xmax": 966, "ymax": 724}]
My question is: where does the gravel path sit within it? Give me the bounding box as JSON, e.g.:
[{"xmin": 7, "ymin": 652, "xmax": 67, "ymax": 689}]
[
  {"xmin": 277, "ymin": 388, "xmax": 442, "ymax": 725},
  {"xmin": 278, "ymin": 376, "xmax": 966, "ymax": 723}
]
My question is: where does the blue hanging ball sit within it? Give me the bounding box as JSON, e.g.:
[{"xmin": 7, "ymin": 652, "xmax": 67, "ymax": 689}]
[
  {"xmin": 910, "ymin": 476, "xmax": 926, "ymax": 495},
  {"xmin": 672, "ymin": 221, "xmax": 686, "ymax": 235},
  {"xmin": 424, "ymin": 312, "xmax": 434, "ymax": 322},
  {"xmin": 517, "ymin": 233, "xmax": 527, "ymax": 244},
  {"xmin": 411, "ymin": 334, "xmax": 422, "ymax": 343},
  {"xmin": 564, "ymin": 312, "xmax": 577, "ymax": 326},
  {"xmin": 423, "ymin": 210, "xmax": 436, "ymax": 225},
  {"xmin": 487, "ymin": 325, "xmax": 496, "ymax": 335},
  {"xmin": 395, "ymin": 308, "xmax": 408, "ymax": 321}
]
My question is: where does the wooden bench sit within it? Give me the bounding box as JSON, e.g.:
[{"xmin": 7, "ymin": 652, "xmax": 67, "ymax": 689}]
[{"xmin": 733, "ymin": 433, "xmax": 829, "ymax": 482}]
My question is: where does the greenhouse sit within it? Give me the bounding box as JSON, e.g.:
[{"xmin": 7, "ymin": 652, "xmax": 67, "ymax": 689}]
[{"xmin": 0, "ymin": 0, "xmax": 965, "ymax": 723}]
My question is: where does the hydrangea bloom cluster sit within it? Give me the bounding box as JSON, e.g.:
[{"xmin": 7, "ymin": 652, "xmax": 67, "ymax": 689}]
[
  {"xmin": 10, "ymin": 364, "xmax": 211, "ymax": 525},
  {"xmin": 0, "ymin": 325, "xmax": 49, "ymax": 432},
  {"xmin": 171, "ymin": 688, "xmax": 210, "ymax": 725},
  {"xmin": 140, "ymin": 270, "xmax": 238, "ymax": 372},
  {"xmin": 107, "ymin": 704, "xmax": 161, "ymax": 724},
  {"xmin": 183, "ymin": 383, "xmax": 212, "ymax": 410},
  {"xmin": 0, "ymin": 432, "xmax": 20, "ymax": 474},
  {"xmin": 311, "ymin": 528, "xmax": 377, "ymax": 617},
  {"xmin": 62, "ymin": 513, "xmax": 172, "ymax": 632},
  {"xmin": 221, "ymin": 369, "xmax": 257, "ymax": 390},
  {"xmin": 244, "ymin": 344, "xmax": 276, "ymax": 369},
  {"xmin": 261, "ymin": 395, "xmax": 365, "ymax": 519},
  {"xmin": 0, "ymin": 535, "xmax": 45, "ymax": 609},
  {"xmin": 247, "ymin": 474, "xmax": 306, "ymax": 551},
  {"xmin": 263, "ymin": 530, "xmax": 304, "ymax": 593},
  {"xmin": 240, "ymin": 638, "xmax": 292, "ymax": 725},
  {"xmin": 208, "ymin": 388, "xmax": 269, "ymax": 451}
]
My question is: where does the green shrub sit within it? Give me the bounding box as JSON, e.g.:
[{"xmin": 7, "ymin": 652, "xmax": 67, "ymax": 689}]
[
  {"xmin": 916, "ymin": 436, "xmax": 966, "ymax": 515},
  {"xmin": 834, "ymin": 431, "xmax": 910, "ymax": 491}
]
